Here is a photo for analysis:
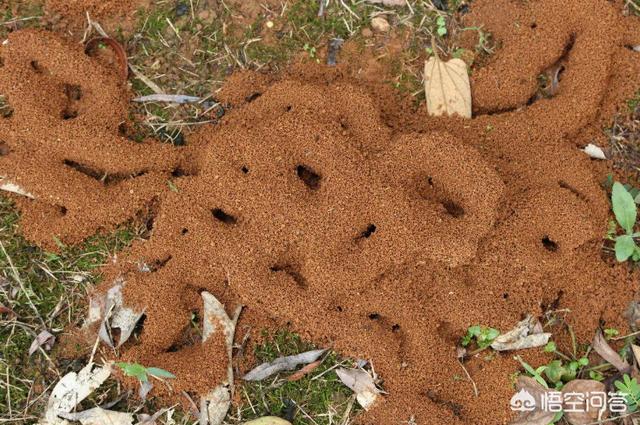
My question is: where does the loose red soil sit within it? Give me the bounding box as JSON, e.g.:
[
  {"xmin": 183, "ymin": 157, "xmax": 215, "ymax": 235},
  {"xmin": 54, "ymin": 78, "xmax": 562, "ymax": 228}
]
[{"xmin": 1, "ymin": 0, "xmax": 640, "ymax": 423}]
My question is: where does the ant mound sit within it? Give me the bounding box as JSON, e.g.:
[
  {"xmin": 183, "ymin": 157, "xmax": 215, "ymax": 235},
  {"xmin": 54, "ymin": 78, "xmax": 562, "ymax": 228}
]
[
  {"xmin": 0, "ymin": 30, "xmax": 187, "ymax": 248},
  {"xmin": 0, "ymin": 0, "xmax": 639, "ymax": 422}
]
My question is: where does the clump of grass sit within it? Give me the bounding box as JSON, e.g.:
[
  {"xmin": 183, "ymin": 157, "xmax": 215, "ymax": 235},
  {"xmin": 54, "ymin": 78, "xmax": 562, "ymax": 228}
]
[
  {"xmin": 236, "ymin": 330, "xmax": 358, "ymax": 425},
  {"xmin": 0, "ymin": 0, "xmax": 43, "ymax": 39},
  {"xmin": 0, "ymin": 196, "xmax": 143, "ymax": 421}
]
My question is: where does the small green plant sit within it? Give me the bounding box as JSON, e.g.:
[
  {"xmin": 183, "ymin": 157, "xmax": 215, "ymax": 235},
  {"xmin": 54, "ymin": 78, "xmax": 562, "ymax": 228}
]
[
  {"xmin": 435, "ymin": 15, "xmax": 447, "ymax": 37},
  {"xmin": 615, "ymin": 374, "xmax": 640, "ymax": 412},
  {"xmin": 116, "ymin": 362, "xmax": 176, "ymax": 383},
  {"xmin": 516, "ymin": 356, "xmax": 549, "ymax": 387},
  {"xmin": 604, "ymin": 328, "xmax": 620, "ymax": 339},
  {"xmin": 517, "ymin": 346, "xmax": 589, "ymax": 390},
  {"xmin": 460, "ymin": 26, "xmax": 494, "ymax": 55},
  {"xmin": 302, "ymin": 43, "xmax": 318, "ymax": 62},
  {"xmin": 611, "ymin": 182, "xmax": 640, "ymax": 262},
  {"xmin": 543, "ymin": 359, "xmax": 588, "ymax": 388},
  {"xmin": 460, "ymin": 325, "xmax": 499, "ymax": 349}
]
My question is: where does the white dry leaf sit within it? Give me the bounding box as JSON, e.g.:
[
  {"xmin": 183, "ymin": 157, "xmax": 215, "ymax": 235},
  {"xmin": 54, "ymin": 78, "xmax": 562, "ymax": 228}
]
[
  {"xmin": 138, "ymin": 380, "xmax": 154, "ymax": 401},
  {"xmin": 200, "ymin": 291, "xmax": 242, "ymax": 425},
  {"xmin": 29, "ymin": 330, "xmax": 56, "ymax": 356},
  {"xmin": 582, "ymin": 144, "xmax": 607, "ymax": 160},
  {"xmin": 0, "ymin": 177, "xmax": 35, "ymax": 199},
  {"xmin": 335, "ymin": 368, "xmax": 381, "ymax": 410},
  {"xmin": 96, "ymin": 278, "xmax": 145, "ymax": 348},
  {"xmin": 133, "ymin": 94, "xmax": 202, "ymax": 104},
  {"xmin": 41, "ymin": 362, "xmax": 112, "ymax": 425},
  {"xmin": 366, "ymin": 0, "xmax": 406, "ymax": 5},
  {"xmin": 424, "ymin": 52, "xmax": 472, "ymax": 118},
  {"xmin": 199, "ymin": 385, "xmax": 230, "ymax": 425},
  {"xmin": 243, "ymin": 349, "xmax": 327, "ymax": 381},
  {"xmin": 58, "ymin": 407, "xmax": 134, "ymax": 425},
  {"xmin": 490, "ymin": 315, "xmax": 551, "ymax": 351},
  {"xmin": 137, "ymin": 407, "xmax": 172, "ymax": 425}
]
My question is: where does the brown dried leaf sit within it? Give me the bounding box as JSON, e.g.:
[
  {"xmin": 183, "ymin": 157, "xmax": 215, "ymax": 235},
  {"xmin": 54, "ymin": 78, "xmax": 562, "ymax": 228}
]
[
  {"xmin": 287, "ymin": 359, "xmax": 322, "ymax": 382},
  {"xmin": 561, "ymin": 380, "xmax": 608, "ymax": 425},
  {"xmin": 592, "ymin": 329, "xmax": 631, "ymax": 373},
  {"xmin": 510, "ymin": 376, "xmax": 555, "ymax": 425},
  {"xmin": 625, "ymin": 300, "xmax": 640, "ymax": 330},
  {"xmin": 0, "ymin": 302, "xmax": 16, "ymax": 317},
  {"xmin": 424, "ymin": 54, "xmax": 472, "ymax": 118}
]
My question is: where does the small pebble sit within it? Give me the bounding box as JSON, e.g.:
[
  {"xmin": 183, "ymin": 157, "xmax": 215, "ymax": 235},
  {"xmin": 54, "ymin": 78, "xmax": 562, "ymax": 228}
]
[
  {"xmin": 371, "ymin": 16, "xmax": 390, "ymax": 33},
  {"xmin": 361, "ymin": 28, "xmax": 373, "ymax": 38},
  {"xmin": 175, "ymin": 2, "xmax": 189, "ymax": 17},
  {"xmin": 266, "ymin": 20, "xmax": 274, "ymax": 29}
]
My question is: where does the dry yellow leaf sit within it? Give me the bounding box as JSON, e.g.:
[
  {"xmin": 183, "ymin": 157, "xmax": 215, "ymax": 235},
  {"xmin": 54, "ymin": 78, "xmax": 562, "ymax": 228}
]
[{"xmin": 424, "ymin": 54, "xmax": 472, "ymax": 118}]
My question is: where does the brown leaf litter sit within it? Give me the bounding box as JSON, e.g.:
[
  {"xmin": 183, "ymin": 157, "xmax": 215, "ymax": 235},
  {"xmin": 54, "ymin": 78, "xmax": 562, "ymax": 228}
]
[{"xmin": 1, "ymin": 0, "xmax": 640, "ymax": 423}]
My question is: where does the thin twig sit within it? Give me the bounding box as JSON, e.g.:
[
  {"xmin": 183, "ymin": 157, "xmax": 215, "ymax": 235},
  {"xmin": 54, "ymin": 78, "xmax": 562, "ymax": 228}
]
[{"xmin": 457, "ymin": 359, "xmax": 479, "ymax": 397}]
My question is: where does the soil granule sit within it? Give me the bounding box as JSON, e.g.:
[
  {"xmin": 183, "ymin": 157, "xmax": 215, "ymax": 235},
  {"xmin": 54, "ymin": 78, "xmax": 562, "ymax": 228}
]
[{"xmin": 1, "ymin": 0, "xmax": 640, "ymax": 423}]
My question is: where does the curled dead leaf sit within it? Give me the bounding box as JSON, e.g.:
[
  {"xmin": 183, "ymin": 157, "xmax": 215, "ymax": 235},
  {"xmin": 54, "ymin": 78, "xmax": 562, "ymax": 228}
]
[
  {"xmin": 88, "ymin": 279, "xmax": 144, "ymax": 348},
  {"xmin": 491, "ymin": 315, "xmax": 552, "ymax": 351},
  {"xmin": 200, "ymin": 291, "xmax": 242, "ymax": 425},
  {"xmin": 58, "ymin": 407, "xmax": 134, "ymax": 425},
  {"xmin": 336, "ymin": 367, "xmax": 382, "ymax": 410},
  {"xmin": 582, "ymin": 144, "xmax": 607, "ymax": 160},
  {"xmin": 561, "ymin": 380, "xmax": 607, "ymax": 425},
  {"xmin": 509, "ymin": 376, "xmax": 555, "ymax": 425},
  {"xmin": 29, "ymin": 330, "xmax": 56, "ymax": 356},
  {"xmin": 0, "ymin": 177, "xmax": 34, "ymax": 198},
  {"xmin": 424, "ymin": 51, "xmax": 472, "ymax": 119},
  {"xmin": 592, "ymin": 329, "xmax": 631, "ymax": 373},
  {"xmin": 625, "ymin": 300, "xmax": 640, "ymax": 330},
  {"xmin": 41, "ymin": 362, "xmax": 112, "ymax": 425}
]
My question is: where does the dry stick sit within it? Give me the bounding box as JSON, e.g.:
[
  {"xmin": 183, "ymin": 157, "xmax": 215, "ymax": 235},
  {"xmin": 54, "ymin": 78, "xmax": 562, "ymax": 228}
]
[
  {"xmin": 611, "ymin": 329, "xmax": 640, "ymax": 341},
  {"xmin": 457, "ymin": 359, "xmax": 479, "ymax": 397},
  {"xmin": 0, "ymin": 241, "xmax": 45, "ymax": 328}
]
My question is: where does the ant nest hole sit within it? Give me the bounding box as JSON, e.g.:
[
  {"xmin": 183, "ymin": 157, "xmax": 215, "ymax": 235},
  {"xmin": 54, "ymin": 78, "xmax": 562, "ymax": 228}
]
[{"xmin": 541, "ymin": 235, "xmax": 559, "ymax": 252}]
